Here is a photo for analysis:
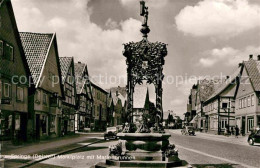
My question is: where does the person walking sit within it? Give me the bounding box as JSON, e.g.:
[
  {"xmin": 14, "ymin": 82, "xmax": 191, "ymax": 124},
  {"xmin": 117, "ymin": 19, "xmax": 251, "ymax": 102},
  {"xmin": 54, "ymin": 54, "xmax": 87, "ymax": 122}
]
[
  {"xmin": 231, "ymin": 126, "xmax": 234, "ymax": 135},
  {"xmin": 235, "ymin": 125, "xmax": 239, "ymax": 138}
]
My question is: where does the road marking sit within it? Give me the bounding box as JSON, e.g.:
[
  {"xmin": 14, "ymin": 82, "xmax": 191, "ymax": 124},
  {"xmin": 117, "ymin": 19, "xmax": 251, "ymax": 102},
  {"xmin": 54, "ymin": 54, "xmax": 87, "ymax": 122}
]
[{"xmin": 176, "ymin": 145, "xmax": 256, "ymax": 168}]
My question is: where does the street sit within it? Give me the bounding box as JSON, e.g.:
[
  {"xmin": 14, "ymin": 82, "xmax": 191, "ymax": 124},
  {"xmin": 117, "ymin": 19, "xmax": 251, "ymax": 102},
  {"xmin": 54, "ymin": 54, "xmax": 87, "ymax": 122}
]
[
  {"xmin": 25, "ymin": 130, "xmax": 260, "ymax": 168},
  {"xmin": 168, "ymin": 130, "xmax": 260, "ymax": 168}
]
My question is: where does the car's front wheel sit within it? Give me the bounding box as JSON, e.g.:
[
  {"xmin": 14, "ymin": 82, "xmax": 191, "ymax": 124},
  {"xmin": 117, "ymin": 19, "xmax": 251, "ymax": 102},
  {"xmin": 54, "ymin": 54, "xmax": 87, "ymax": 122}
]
[{"xmin": 248, "ymin": 138, "xmax": 254, "ymax": 146}]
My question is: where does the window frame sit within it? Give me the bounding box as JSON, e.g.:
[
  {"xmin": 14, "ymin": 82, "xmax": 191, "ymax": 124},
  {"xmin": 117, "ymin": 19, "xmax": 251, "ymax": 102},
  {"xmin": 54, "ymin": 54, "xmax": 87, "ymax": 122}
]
[
  {"xmin": 221, "ymin": 118, "xmax": 228, "ymax": 129},
  {"xmin": 4, "ymin": 83, "xmax": 11, "ymax": 98},
  {"xmin": 251, "ymin": 94, "xmax": 255, "ymax": 106},
  {"xmin": 35, "ymin": 90, "xmax": 41, "ymax": 103},
  {"xmin": 248, "ymin": 96, "xmax": 251, "ymax": 107},
  {"xmin": 43, "ymin": 93, "xmax": 48, "ymax": 105},
  {"xmin": 16, "ymin": 86, "xmax": 24, "ymax": 102}
]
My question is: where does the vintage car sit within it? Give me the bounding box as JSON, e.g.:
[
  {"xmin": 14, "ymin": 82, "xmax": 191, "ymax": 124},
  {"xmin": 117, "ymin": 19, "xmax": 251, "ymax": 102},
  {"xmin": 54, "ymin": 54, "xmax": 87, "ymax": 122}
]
[
  {"xmin": 181, "ymin": 126, "xmax": 195, "ymax": 136},
  {"xmin": 116, "ymin": 125, "xmax": 123, "ymax": 133},
  {"xmin": 104, "ymin": 127, "xmax": 118, "ymax": 140},
  {"xmin": 248, "ymin": 128, "xmax": 260, "ymax": 146}
]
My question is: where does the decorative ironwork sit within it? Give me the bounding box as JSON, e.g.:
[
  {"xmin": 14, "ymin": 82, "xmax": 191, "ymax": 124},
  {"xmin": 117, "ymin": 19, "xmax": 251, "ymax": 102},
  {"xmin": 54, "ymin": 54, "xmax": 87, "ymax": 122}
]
[
  {"xmin": 109, "ymin": 142, "xmax": 123, "ymax": 156},
  {"xmin": 123, "ymin": 1, "xmax": 167, "ymax": 126},
  {"xmin": 164, "ymin": 144, "xmax": 178, "ymax": 157}
]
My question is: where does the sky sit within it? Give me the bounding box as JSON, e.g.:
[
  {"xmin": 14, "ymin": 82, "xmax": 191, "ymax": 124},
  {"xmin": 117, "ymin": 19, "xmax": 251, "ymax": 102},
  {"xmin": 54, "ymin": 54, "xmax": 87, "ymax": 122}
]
[{"xmin": 11, "ymin": 0, "xmax": 260, "ymax": 118}]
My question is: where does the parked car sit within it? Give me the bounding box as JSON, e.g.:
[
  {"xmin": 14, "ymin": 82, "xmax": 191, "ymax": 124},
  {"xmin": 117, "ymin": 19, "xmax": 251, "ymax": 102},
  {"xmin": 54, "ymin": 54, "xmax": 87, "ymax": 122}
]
[
  {"xmin": 248, "ymin": 128, "xmax": 260, "ymax": 146},
  {"xmin": 116, "ymin": 125, "xmax": 123, "ymax": 133},
  {"xmin": 181, "ymin": 126, "xmax": 195, "ymax": 136},
  {"xmin": 104, "ymin": 127, "xmax": 118, "ymax": 140}
]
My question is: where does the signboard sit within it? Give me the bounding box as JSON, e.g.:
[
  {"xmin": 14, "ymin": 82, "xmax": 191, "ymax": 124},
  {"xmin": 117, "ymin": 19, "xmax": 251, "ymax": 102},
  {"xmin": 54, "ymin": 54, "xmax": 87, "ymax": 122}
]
[{"xmin": 1, "ymin": 99, "xmax": 11, "ymax": 104}]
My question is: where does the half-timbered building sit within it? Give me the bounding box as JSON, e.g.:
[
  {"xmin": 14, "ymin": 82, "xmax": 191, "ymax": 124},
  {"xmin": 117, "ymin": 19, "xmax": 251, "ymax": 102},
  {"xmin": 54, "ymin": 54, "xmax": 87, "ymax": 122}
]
[{"xmin": 59, "ymin": 57, "xmax": 77, "ymax": 135}]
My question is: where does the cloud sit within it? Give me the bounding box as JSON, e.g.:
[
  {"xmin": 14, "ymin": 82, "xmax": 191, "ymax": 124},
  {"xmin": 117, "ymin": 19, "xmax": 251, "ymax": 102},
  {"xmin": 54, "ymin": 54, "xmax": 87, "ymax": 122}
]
[
  {"xmin": 48, "ymin": 17, "xmax": 67, "ymax": 29},
  {"xmin": 199, "ymin": 46, "xmax": 260, "ymax": 67},
  {"xmin": 120, "ymin": 0, "xmax": 169, "ymax": 8},
  {"xmin": 170, "ymin": 99, "xmax": 185, "ymax": 106},
  {"xmin": 175, "ymin": 0, "xmax": 260, "ymax": 38},
  {"xmin": 12, "ymin": 0, "xmax": 142, "ymax": 89},
  {"xmin": 105, "ymin": 18, "xmax": 119, "ymax": 29}
]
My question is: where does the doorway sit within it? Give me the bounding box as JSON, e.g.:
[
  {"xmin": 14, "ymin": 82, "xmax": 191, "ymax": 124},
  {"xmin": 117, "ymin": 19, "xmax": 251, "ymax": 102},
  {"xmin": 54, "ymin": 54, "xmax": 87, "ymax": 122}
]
[
  {"xmin": 242, "ymin": 116, "xmax": 245, "ymax": 135},
  {"xmin": 35, "ymin": 114, "xmax": 40, "ymax": 140}
]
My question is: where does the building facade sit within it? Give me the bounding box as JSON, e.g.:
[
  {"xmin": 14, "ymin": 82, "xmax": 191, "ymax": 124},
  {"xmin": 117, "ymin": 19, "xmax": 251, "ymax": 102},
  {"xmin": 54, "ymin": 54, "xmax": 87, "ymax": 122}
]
[
  {"xmin": 107, "ymin": 91, "xmax": 124, "ymax": 127},
  {"xmin": 74, "ymin": 62, "xmax": 93, "ymax": 132},
  {"xmin": 0, "ymin": 0, "xmax": 32, "ymax": 143},
  {"xmin": 20, "ymin": 32, "xmax": 64, "ymax": 140},
  {"xmin": 59, "ymin": 57, "xmax": 77, "ymax": 135},
  {"xmin": 235, "ymin": 55, "xmax": 260, "ymax": 135},
  {"xmin": 91, "ymin": 82, "xmax": 108, "ymax": 131},
  {"xmin": 204, "ymin": 68, "xmax": 241, "ymax": 134}
]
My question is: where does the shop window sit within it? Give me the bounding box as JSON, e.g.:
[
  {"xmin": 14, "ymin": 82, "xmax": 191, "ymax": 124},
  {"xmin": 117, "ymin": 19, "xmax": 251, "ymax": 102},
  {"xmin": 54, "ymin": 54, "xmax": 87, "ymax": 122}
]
[
  {"xmin": 15, "ymin": 115, "xmax": 20, "ymax": 131},
  {"xmin": 4, "ymin": 83, "xmax": 11, "ymax": 98},
  {"xmin": 221, "ymin": 119, "xmax": 228, "ymax": 129},
  {"xmin": 247, "ymin": 118, "xmax": 254, "ymax": 132},
  {"xmin": 17, "ymin": 87, "xmax": 23, "ymax": 101}
]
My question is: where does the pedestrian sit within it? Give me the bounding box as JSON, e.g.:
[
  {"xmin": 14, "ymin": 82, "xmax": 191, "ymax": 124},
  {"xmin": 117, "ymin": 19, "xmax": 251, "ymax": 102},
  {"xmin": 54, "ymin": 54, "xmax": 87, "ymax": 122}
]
[
  {"xmin": 235, "ymin": 125, "xmax": 239, "ymax": 138},
  {"xmin": 231, "ymin": 127, "xmax": 234, "ymax": 135}
]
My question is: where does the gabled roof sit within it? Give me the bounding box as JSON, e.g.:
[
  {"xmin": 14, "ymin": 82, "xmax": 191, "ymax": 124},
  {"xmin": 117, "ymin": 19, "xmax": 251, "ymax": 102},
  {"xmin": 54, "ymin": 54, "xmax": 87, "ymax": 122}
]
[
  {"xmin": 59, "ymin": 57, "xmax": 73, "ymax": 84},
  {"xmin": 118, "ymin": 93, "xmax": 126, "ymax": 107},
  {"xmin": 20, "ymin": 32, "xmax": 54, "ymax": 87},
  {"xmin": 74, "ymin": 62, "xmax": 87, "ymax": 94},
  {"xmin": 244, "ymin": 58, "xmax": 260, "ymax": 91},
  {"xmin": 133, "ymin": 86, "xmax": 148, "ymax": 109},
  {"xmin": 196, "ymin": 78, "xmax": 222, "ymax": 104},
  {"xmin": 205, "ymin": 68, "xmax": 242, "ymax": 103},
  {"xmin": 74, "ymin": 62, "xmax": 85, "ymax": 78},
  {"xmin": 107, "ymin": 93, "xmax": 113, "ymax": 107},
  {"xmin": 91, "ymin": 80, "xmax": 108, "ymax": 94}
]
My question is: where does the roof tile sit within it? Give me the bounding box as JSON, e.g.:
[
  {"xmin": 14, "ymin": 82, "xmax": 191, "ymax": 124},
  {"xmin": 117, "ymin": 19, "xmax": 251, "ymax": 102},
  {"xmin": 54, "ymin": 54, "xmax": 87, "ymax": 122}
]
[{"xmin": 20, "ymin": 32, "xmax": 54, "ymax": 85}]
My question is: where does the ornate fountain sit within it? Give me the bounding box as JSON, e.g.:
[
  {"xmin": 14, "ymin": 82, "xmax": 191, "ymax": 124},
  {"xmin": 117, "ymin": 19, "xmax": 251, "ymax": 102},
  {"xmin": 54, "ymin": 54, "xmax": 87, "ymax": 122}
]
[{"xmin": 95, "ymin": 1, "xmax": 187, "ymax": 167}]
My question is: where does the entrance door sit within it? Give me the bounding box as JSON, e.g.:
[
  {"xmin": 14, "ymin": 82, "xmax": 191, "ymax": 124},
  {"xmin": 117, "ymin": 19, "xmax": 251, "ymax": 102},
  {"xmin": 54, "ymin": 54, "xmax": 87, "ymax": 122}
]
[
  {"xmin": 242, "ymin": 116, "xmax": 245, "ymax": 135},
  {"xmin": 35, "ymin": 114, "xmax": 40, "ymax": 140},
  {"xmin": 64, "ymin": 120, "xmax": 68, "ymax": 135},
  {"xmin": 20, "ymin": 114, "xmax": 27, "ymax": 141}
]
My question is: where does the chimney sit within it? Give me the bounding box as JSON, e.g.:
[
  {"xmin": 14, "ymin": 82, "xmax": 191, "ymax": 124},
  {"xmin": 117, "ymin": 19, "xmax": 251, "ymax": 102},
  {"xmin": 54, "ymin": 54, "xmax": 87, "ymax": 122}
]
[
  {"xmin": 258, "ymin": 55, "xmax": 260, "ymax": 61},
  {"xmin": 249, "ymin": 54, "xmax": 253, "ymax": 59},
  {"xmin": 78, "ymin": 61, "xmax": 81, "ymax": 64},
  {"xmin": 226, "ymin": 76, "xmax": 230, "ymax": 79},
  {"xmin": 116, "ymin": 91, "xmax": 119, "ymax": 96}
]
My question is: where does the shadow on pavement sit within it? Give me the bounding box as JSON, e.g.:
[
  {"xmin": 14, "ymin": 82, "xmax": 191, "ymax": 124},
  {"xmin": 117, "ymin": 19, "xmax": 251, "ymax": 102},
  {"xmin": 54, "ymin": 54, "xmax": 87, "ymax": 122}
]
[
  {"xmin": 65, "ymin": 146, "xmax": 107, "ymax": 155},
  {"xmin": 192, "ymin": 163, "xmax": 239, "ymax": 168}
]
